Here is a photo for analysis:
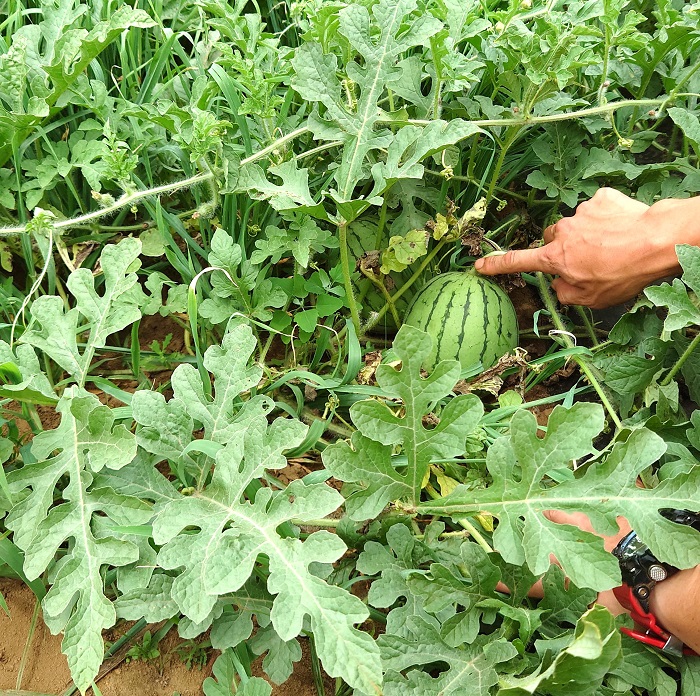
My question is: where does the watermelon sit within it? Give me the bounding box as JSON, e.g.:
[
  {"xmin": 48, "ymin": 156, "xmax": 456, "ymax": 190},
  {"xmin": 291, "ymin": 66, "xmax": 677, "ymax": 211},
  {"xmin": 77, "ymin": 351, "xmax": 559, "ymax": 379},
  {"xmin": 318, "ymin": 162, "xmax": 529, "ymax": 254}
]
[{"xmin": 403, "ymin": 270, "xmax": 518, "ymax": 371}]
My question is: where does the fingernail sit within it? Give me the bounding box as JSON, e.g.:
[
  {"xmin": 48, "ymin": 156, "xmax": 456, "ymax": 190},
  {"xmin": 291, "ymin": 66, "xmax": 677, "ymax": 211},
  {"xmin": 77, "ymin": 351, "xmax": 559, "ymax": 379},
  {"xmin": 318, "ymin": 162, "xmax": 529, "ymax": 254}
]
[{"xmin": 474, "ymin": 259, "xmax": 484, "ymax": 271}]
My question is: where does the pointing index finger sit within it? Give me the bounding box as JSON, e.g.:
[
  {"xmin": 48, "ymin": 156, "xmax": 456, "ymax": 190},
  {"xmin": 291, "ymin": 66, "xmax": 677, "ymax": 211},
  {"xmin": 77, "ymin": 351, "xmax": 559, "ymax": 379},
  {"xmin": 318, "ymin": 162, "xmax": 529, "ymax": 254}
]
[{"xmin": 474, "ymin": 247, "xmax": 556, "ymax": 276}]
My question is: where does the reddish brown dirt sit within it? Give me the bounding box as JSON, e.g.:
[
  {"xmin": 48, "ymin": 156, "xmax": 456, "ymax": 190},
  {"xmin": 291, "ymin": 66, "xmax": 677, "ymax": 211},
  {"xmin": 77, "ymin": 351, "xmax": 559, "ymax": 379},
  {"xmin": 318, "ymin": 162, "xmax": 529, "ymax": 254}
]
[
  {"xmin": 525, "ymin": 383, "xmax": 557, "ymax": 426},
  {"xmin": 0, "ymin": 579, "xmax": 330, "ymax": 696},
  {"xmin": 509, "ymin": 283, "xmax": 548, "ymax": 360},
  {"xmin": 138, "ymin": 315, "xmax": 186, "ymax": 357}
]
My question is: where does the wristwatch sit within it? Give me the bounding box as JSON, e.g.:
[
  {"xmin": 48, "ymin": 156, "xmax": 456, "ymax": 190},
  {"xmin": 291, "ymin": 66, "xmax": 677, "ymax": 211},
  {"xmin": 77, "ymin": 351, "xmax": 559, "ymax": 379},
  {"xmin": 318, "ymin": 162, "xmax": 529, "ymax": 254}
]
[{"xmin": 612, "ymin": 508, "xmax": 700, "ymax": 656}]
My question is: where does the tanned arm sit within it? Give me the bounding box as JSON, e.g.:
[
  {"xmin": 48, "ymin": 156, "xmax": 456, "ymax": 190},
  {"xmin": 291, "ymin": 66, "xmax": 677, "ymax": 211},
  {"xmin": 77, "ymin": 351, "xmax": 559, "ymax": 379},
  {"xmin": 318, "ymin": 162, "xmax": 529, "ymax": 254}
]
[{"xmin": 649, "ymin": 566, "xmax": 700, "ymax": 653}]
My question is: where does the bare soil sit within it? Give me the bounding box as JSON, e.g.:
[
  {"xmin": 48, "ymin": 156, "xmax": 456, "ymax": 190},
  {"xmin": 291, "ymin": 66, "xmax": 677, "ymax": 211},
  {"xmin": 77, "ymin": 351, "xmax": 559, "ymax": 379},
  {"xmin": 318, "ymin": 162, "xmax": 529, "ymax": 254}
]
[{"xmin": 0, "ymin": 579, "xmax": 329, "ymax": 696}]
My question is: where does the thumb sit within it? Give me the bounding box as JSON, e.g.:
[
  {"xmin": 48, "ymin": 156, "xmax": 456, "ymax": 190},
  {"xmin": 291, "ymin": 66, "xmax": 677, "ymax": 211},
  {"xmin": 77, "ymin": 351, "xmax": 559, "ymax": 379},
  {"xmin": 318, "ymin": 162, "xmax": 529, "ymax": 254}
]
[{"xmin": 475, "ymin": 248, "xmax": 555, "ymax": 276}]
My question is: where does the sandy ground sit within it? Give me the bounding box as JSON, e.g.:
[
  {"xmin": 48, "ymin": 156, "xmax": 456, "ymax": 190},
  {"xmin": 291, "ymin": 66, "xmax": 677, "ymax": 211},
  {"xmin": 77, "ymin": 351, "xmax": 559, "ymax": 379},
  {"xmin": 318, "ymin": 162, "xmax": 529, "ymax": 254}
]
[{"xmin": 0, "ymin": 579, "xmax": 330, "ymax": 696}]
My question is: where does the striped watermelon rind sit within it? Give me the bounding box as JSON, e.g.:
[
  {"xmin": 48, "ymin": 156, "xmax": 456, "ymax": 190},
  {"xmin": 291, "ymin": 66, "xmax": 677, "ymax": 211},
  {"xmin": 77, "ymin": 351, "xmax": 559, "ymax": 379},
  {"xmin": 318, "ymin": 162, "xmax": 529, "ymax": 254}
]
[{"xmin": 402, "ymin": 270, "xmax": 519, "ymax": 372}]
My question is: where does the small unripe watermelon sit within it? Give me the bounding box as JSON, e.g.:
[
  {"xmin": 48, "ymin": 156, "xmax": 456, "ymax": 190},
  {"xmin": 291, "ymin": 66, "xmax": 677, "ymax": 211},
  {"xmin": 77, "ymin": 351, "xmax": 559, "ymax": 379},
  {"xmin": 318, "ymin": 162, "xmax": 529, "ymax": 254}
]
[{"xmin": 403, "ymin": 271, "xmax": 518, "ymax": 371}]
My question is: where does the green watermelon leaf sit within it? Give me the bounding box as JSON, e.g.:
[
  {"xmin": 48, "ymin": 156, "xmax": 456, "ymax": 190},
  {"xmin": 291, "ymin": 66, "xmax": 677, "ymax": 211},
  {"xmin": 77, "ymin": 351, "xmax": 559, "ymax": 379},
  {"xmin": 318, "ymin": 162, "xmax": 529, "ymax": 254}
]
[
  {"xmin": 291, "ymin": 0, "xmax": 449, "ymax": 211},
  {"xmin": 250, "ymin": 215, "xmax": 338, "ymax": 268},
  {"xmin": 132, "ymin": 324, "xmax": 274, "ymax": 486},
  {"xmin": 198, "ymin": 228, "xmax": 288, "ymax": 324},
  {"xmin": 356, "ymin": 523, "xmax": 440, "ymax": 637},
  {"xmin": 644, "ymin": 244, "xmax": 700, "ymax": 335},
  {"xmin": 380, "ymin": 617, "xmax": 518, "ymax": 695},
  {"xmin": 235, "ymin": 159, "xmax": 327, "ymax": 218},
  {"xmin": 6, "ymin": 388, "xmax": 147, "ymax": 692},
  {"xmin": 203, "ymin": 649, "xmax": 273, "ymax": 696},
  {"xmin": 420, "ymin": 403, "xmax": 700, "ymax": 590},
  {"xmin": 151, "ymin": 410, "xmax": 382, "ymax": 692},
  {"xmin": 250, "ymin": 627, "xmax": 302, "ymax": 685},
  {"xmin": 323, "ymin": 324, "xmax": 484, "ymax": 510},
  {"xmin": 0, "ymin": 3, "xmax": 155, "ymax": 167},
  {"xmin": 21, "ymin": 237, "xmax": 143, "ymax": 387},
  {"xmin": 498, "ymin": 607, "xmax": 621, "ymax": 696},
  {"xmin": 0, "ymin": 342, "xmax": 58, "ymax": 405}
]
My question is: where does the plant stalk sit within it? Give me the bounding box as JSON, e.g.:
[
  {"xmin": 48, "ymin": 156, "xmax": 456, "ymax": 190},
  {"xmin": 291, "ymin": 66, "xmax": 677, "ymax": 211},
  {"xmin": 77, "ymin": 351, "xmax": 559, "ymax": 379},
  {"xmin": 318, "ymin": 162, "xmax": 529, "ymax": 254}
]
[
  {"xmin": 0, "ymin": 127, "xmax": 311, "ymax": 237},
  {"xmin": 661, "ymin": 331, "xmax": 700, "ymax": 386},
  {"xmin": 308, "ymin": 634, "xmax": 327, "ymax": 696},
  {"xmin": 338, "ymin": 219, "xmax": 363, "ymax": 337},
  {"xmin": 15, "ymin": 599, "xmax": 41, "ymax": 691},
  {"xmin": 361, "ymin": 269, "xmax": 400, "ymax": 327},
  {"xmin": 424, "ymin": 484, "xmax": 493, "ymax": 554},
  {"xmin": 536, "ymin": 273, "xmax": 622, "ymax": 430},
  {"xmin": 392, "ymin": 98, "xmax": 666, "ymax": 129},
  {"xmin": 362, "ymin": 238, "xmax": 448, "ymax": 334},
  {"xmin": 290, "ymin": 518, "xmax": 340, "ymax": 528},
  {"xmin": 573, "ymin": 305, "xmax": 599, "ymax": 346},
  {"xmin": 485, "ymin": 128, "xmax": 522, "ymax": 205}
]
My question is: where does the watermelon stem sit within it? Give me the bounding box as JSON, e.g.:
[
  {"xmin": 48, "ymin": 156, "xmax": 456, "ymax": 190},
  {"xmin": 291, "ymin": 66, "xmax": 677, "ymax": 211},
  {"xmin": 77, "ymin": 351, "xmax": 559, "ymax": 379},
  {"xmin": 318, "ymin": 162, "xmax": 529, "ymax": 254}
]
[
  {"xmin": 360, "ymin": 268, "xmax": 401, "ymax": 327},
  {"xmin": 362, "ymin": 238, "xmax": 450, "ymax": 335},
  {"xmin": 485, "ymin": 127, "xmax": 523, "ymax": 206},
  {"xmin": 374, "ymin": 197, "xmax": 389, "ymax": 251},
  {"xmin": 536, "ymin": 272, "xmax": 622, "ymax": 431},
  {"xmin": 660, "ymin": 330, "xmax": 700, "ymax": 387},
  {"xmin": 338, "ymin": 219, "xmax": 363, "ymax": 337},
  {"xmin": 573, "ymin": 305, "xmax": 600, "ymax": 346},
  {"xmin": 425, "ymin": 484, "xmax": 494, "ymax": 554}
]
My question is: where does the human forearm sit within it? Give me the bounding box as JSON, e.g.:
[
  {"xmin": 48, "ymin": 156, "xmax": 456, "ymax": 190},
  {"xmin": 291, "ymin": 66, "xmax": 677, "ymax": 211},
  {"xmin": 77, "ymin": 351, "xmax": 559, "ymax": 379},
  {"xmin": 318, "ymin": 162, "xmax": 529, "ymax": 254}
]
[
  {"xmin": 648, "ymin": 565, "xmax": 700, "ymax": 653},
  {"xmin": 644, "ymin": 197, "xmax": 700, "ymax": 278}
]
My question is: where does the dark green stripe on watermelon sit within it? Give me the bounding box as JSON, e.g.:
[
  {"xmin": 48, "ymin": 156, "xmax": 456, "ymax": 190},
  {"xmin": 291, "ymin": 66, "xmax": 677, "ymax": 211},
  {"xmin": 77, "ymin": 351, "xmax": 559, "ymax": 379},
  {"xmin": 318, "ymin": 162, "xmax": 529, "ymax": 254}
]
[
  {"xmin": 434, "ymin": 288, "xmax": 458, "ymax": 363},
  {"xmin": 402, "ymin": 271, "xmax": 519, "ymax": 373},
  {"xmin": 454, "ymin": 285, "xmax": 473, "ymax": 354}
]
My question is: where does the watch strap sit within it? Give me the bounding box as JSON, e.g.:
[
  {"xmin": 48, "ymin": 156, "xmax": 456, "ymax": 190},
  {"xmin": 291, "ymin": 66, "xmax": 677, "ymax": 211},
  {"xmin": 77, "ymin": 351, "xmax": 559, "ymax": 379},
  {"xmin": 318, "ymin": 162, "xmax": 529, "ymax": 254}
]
[{"xmin": 613, "ymin": 583, "xmax": 698, "ymax": 657}]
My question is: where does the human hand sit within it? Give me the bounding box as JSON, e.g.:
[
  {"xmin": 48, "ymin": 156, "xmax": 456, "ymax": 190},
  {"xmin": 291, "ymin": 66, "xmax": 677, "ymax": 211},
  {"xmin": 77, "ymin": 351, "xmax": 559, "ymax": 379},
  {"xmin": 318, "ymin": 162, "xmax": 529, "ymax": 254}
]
[
  {"xmin": 497, "ymin": 509, "xmax": 631, "ymax": 616},
  {"xmin": 475, "ymin": 188, "xmax": 687, "ymax": 309},
  {"xmin": 541, "ymin": 510, "xmax": 631, "ymax": 615}
]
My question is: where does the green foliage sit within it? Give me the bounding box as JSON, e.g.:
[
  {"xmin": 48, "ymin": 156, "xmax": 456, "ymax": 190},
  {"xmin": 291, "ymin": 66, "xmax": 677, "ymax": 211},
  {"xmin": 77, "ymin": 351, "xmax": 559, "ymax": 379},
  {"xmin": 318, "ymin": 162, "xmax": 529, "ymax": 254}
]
[
  {"xmin": 0, "ymin": 2, "xmax": 155, "ymax": 165},
  {"xmin": 324, "ymin": 324, "xmax": 483, "ymax": 513},
  {"xmin": 7, "ymin": 389, "xmax": 148, "ymax": 691},
  {"xmin": 21, "ymin": 237, "xmax": 143, "ymax": 386},
  {"xmin": 203, "ymin": 649, "xmax": 272, "ymax": 696},
  {"xmin": 645, "ymin": 245, "xmax": 700, "ymax": 334},
  {"xmin": 0, "ymin": 0, "xmax": 700, "ymax": 694},
  {"xmin": 498, "ymin": 607, "xmax": 621, "ymax": 696},
  {"xmin": 125, "ymin": 630, "xmax": 161, "ymax": 664},
  {"xmin": 421, "ymin": 405, "xmax": 700, "ymax": 589}
]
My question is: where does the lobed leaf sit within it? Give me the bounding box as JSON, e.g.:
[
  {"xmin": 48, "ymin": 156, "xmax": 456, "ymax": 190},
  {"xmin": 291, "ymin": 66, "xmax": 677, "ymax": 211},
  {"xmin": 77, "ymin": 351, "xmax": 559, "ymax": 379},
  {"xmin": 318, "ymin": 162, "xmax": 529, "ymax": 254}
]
[
  {"xmin": 151, "ymin": 411, "xmax": 382, "ymax": 692},
  {"xmin": 0, "ymin": 3, "xmax": 155, "ymax": 166},
  {"xmin": 21, "ymin": 238, "xmax": 143, "ymax": 386},
  {"xmin": 645, "ymin": 244, "xmax": 700, "ymax": 334},
  {"xmin": 6, "ymin": 388, "xmax": 147, "ymax": 692},
  {"xmin": 357, "ymin": 523, "xmax": 439, "ymax": 637},
  {"xmin": 291, "ymin": 0, "xmax": 478, "ymax": 214},
  {"xmin": 324, "ymin": 324, "xmax": 484, "ymax": 510},
  {"xmin": 420, "ymin": 404, "xmax": 700, "ymax": 590},
  {"xmin": 499, "ymin": 607, "xmax": 621, "ymax": 696},
  {"xmin": 204, "ymin": 650, "xmax": 272, "ymax": 696},
  {"xmin": 379, "ymin": 617, "xmax": 518, "ymax": 695}
]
